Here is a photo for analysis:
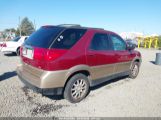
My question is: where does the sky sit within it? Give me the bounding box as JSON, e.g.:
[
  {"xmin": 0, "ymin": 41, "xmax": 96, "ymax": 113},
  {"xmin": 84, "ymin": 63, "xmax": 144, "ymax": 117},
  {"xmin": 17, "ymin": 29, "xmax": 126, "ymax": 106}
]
[{"xmin": 0, "ymin": 0, "xmax": 161, "ymax": 35}]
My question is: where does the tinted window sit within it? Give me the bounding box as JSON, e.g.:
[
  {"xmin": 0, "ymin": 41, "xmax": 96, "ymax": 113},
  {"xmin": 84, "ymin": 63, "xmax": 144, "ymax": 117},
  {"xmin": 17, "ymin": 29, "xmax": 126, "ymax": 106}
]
[
  {"xmin": 24, "ymin": 27, "xmax": 63, "ymax": 48},
  {"xmin": 90, "ymin": 33, "xmax": 113, "ymax": 50},
  {"xmin": 12, "ymin": 37, "xmax": 20, "ymax": 42},
  {"xmin": 110, "ymin": 35, "xmax": 126, "ymax": 51},
  {"xmin": 51, "ymin": 29, "xmax": 86, "ymax": 49}
]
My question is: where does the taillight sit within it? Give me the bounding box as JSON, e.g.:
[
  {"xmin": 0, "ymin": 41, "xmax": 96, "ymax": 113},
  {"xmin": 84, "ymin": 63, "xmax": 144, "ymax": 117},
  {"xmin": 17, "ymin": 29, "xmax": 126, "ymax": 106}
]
[
  {"xmin": 22, "ymin": 47, "xmax": 67, "ymax": 70},
  {"xmin": 33, "ymin": 48, "xmax": 46, "ymax": 60},
  {"xmin": 44, "ymin": 49, "xmax": 67, "ymax": 61},
  {"xmin": 33, "ymin": 48, "xmax": 67, "ymax": 61},
  {"xmin": 0, "ymin": 43, "xmax": 7, "ymax": 47},
  {"xmin": 4, "ymin": 43, "xmax": 7, "ymax": 47}
]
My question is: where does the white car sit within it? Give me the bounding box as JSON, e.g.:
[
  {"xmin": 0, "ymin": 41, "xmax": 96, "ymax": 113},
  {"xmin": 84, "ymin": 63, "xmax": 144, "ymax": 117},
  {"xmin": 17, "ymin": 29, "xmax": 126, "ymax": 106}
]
[{"xmin": 0, "ymin": 36, "xmax": 29, "ymax": 55}]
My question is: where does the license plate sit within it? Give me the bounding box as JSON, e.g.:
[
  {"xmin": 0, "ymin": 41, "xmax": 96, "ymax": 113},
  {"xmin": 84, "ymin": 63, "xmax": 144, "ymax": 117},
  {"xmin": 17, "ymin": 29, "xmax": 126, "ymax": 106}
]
[{"xmin": 23, "ymin": 47, "xmax": 33, "ymax": 59}]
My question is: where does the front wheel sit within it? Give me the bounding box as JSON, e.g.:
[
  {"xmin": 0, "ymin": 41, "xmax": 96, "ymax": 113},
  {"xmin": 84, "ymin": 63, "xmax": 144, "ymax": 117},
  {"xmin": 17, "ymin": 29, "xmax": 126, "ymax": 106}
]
[
  {"xmin": 64, "ymin": 74, "xmax": 90, "ymax": 103},
  {"xmin": 129, "ymin": 62, "xmax": 140, "ymax": 79}
]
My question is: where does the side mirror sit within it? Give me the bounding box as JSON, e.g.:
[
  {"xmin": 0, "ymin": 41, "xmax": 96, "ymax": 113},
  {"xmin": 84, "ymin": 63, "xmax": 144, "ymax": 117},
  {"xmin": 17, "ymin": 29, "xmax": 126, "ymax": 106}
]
[{"xmin": 127, "ymin": 43, "xmax": 136, "ymax": 50}]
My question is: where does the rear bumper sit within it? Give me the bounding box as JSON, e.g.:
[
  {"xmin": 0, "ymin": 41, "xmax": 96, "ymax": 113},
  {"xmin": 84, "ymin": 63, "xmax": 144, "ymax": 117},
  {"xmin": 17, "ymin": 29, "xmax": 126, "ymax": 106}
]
[
  {"xmin": 18, "ymin": 73, "xmax": 63, "ymax": 95},
  {"xmin": 16, "ymin": 63, "xmax": 67, "ymax": 93},
  {"xmin": 0, "ymin": 47, "xmax": 16, "ymax": 52}
]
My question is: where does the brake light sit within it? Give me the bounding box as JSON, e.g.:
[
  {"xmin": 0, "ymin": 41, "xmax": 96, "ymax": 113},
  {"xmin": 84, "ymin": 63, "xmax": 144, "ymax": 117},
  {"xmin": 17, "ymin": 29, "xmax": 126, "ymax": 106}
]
[
  {"xmin": 3, "ymin": 43, "xmax": 6, "ymax": 47},
  {"xmin": 34, "ymin": 48, "xmax": 67, "ymax": 61},
  {"xmin": 0, "ymin": 43, "xmax": 7, "ymax": 47},
  {"xmin": 22, "ymin": 47, "xmax": 67, "ymax": 70},
  {"xmin": 33, "ymin": 48, "xmax": 46, "ymax": 60},
  {"xmin": 45, "ymin": 49, "xmax": 67, "ymax": 61}
]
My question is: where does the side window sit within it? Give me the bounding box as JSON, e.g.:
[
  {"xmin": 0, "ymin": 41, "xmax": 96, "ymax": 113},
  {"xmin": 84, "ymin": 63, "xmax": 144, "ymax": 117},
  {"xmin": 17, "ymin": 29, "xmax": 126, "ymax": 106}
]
[
  {"xmin": 51, "ymin": 29, "xmax": 86, "ymax": 49},
  {"xmin": 110, "ymin": 35, "xmax": 126, "ymax": 51},
  {"xmin": 90, "ymin": 33, "xmax": 113, "ymax": 50}
]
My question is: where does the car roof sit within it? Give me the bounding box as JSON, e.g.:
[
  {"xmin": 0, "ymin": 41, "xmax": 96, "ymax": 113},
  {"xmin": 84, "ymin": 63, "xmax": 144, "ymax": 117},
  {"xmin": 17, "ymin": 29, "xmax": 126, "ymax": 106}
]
[{"xmin": 42, "ymin": 24, "xmax": 117, "ymax": 34}]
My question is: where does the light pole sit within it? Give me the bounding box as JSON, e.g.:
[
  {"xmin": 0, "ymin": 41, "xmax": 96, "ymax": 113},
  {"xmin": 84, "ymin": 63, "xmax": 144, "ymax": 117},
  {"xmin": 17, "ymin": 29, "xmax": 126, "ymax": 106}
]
[
  {"xmin": 34, "ymin": 19, "xmax": 36, "ymax": 30},
  {"xmin": 19, "ymin": 16, "xmax": 21, "ymax": 36}
]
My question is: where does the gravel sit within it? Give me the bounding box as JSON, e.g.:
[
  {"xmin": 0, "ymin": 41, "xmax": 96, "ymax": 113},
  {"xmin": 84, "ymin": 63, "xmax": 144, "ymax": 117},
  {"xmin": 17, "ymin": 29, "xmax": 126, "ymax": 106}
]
[{"xmin": 0, "ymin": 49, "xmax": 161, "ymax": 117}]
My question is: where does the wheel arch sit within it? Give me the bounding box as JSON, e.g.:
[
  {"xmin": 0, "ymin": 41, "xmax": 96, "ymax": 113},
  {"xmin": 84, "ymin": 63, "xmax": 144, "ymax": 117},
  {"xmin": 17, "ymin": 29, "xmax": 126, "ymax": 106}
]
[
  {"xmin": 63, "ymin": 65, "xmax": 91, "ymax": 91},
  {"xmin": 16, "ymin": 46, "xmax": 20, "ymax": 51},
  {"xmin": 16, "ymin": 46, "xmax": 21, "ymax": 52},
  {"xmin": 130, "ymin": 57, "xmax": 142, "ymax": 69}
]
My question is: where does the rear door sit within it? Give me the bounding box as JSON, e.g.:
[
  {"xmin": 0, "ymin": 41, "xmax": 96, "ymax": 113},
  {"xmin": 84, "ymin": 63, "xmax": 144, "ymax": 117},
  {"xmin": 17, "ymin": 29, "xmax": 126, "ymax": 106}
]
[
  {"xmin": 109, "ymin": 34, "xmax": 133, "ymax": 73},
  {"xmin": 86, "ymin": 33, "xmax": 115, "ymax": 80}
]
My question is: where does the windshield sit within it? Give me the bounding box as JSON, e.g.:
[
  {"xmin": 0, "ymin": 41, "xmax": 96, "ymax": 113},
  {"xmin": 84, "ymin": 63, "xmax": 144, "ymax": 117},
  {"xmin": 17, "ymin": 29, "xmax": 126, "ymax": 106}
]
[
  {"xmin": 24, "ymin": 26, "xmax": 64, "ymax": 48},
  {"xmin": 12, "ymin": 37, "xmax": 20, "ymax": 42}
]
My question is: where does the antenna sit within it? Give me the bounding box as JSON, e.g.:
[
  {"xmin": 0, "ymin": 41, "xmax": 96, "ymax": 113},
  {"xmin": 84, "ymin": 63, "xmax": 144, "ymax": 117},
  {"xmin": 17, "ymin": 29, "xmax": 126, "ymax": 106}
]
[{"xmin": 34, "ymin": 19, "xmax": 36, "ymax": 30}]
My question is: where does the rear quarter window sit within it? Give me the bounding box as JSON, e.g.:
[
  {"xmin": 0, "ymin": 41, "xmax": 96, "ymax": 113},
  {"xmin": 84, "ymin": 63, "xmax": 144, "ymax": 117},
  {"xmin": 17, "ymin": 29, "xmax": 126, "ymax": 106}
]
[{"xmin": 51, "ymin": 29, "xmax": 87, "ymax": 49}]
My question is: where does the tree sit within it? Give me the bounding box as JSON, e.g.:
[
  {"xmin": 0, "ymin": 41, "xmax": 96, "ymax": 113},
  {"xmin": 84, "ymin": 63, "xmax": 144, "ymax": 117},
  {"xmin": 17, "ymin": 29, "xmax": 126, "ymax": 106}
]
[
  {"xmin": 4, "ymin": 28, "xmax": 16, "ymax": 33},
  {"xmin": 17, "ymin": 17, "xmax": 35, "ymax": 36},
  {"xmin": 2, "ymin": 33, "xmax": 6, "ymax": 39}
]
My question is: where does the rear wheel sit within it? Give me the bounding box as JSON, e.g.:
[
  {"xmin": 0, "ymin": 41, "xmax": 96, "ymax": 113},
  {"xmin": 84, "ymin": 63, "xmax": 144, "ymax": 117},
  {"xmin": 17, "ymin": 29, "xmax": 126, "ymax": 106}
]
[
  {"xmin": 129, "ymin": 62, "xmax": 140, "ymax": 79},
  {"xmin": 64, "ymin": 73, "xmax": 90, "ymax": 103},
  {"xmin": 16, "ymin": 48, "xmax": 20, "ymax": 56}
]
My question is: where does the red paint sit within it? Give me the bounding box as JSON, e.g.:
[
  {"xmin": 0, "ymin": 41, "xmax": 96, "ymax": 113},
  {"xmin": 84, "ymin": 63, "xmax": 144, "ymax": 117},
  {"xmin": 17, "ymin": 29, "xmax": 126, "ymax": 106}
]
[
  {"xmin": 21, "ymin": 28, "xmax": 141, "ymax": 71},
  {"xmin": 0, "ymin": 43, "xmax": 7, "ymax": 47}
]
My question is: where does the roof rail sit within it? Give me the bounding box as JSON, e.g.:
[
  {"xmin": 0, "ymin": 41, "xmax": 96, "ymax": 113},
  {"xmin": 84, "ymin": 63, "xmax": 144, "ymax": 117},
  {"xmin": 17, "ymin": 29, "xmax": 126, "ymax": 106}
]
[
  {"xmin": 57, "ymin": 24, "xmax": 81, "ymax": 27},
  {"xmin": 57, "ymin": 24, "xmax": 104, "ymax": 30},
  {"xmin": 91, "ymin": 27, "xmax": 104, "ymax": 30}
]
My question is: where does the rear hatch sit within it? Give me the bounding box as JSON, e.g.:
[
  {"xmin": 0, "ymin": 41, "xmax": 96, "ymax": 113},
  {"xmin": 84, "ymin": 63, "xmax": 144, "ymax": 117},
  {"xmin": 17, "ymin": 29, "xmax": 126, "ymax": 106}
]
[{"xmin": 21, "ymin": 26, "xmax": 65, "ymax": 70}]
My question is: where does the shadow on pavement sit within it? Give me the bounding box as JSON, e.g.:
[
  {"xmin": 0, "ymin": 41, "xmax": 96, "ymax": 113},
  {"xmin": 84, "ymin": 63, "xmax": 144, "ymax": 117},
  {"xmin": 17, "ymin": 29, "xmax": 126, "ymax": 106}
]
[
  {"xmin": 4, "ymin": 52, "xmax": 17, "ymax": 57},
  {"xmin": 45, "ymin": 76, "xmax": 129, "ymax": 101},
  {"xmin": 0, "ymin": 71, "xmax": 17, "ymax": 81},
  {"xmin": 150, "ymin": 61, "xmax": 156, "ymax": 65},
  {"xmin": 91, "ymin": 76, "xmax": 128, "ymax": 91},
  {"xmin": 44, "ymin": 95, "xmax": 64, "ymax": 100}
]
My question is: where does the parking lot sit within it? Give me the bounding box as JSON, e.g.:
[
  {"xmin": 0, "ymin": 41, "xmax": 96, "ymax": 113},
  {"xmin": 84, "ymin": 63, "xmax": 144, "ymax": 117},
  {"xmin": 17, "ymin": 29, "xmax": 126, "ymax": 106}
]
[{"xmin": 0, "ymin": 48, "xmax": 161, "ymax": 117}]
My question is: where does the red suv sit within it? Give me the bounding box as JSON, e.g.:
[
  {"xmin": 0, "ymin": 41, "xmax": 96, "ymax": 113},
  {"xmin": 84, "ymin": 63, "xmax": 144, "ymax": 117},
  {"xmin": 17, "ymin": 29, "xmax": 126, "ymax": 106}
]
[{"xmin": 17, "ymin": 24, "xmax": 141, "ymax": 103}]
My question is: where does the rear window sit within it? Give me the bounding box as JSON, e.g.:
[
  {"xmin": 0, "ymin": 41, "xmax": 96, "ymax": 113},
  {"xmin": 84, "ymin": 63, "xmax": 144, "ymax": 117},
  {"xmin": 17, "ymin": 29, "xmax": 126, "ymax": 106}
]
[
  {"xmin": 24, "ymin": 26, "xmax": 63, "ymax": 48},
  {"xmin": 51, "ymin": 29, "xmax": 87, "ymax": 49}
]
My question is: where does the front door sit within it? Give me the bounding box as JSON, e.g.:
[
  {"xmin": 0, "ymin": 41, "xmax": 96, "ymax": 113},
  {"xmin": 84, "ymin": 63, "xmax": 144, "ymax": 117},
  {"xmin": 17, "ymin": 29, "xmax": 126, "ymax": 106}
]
[{"xmin": 109, "ymin": 34, "xmax": 133, "ymax": 73}]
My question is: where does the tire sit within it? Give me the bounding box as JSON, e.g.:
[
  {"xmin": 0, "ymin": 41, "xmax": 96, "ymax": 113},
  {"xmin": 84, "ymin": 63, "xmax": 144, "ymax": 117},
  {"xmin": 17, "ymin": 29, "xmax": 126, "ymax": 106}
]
[
  {"xmin": 16, "ymin": 48, "xmax": 20, "ymax": 56},
  {"xmin": 64, "ymin": 73, "xmax": 90, "ymax": 103},
  {"xmin": 129, "ymin": 62, "xmax": 140, "ymax": 79}
]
